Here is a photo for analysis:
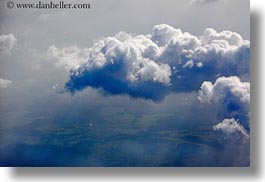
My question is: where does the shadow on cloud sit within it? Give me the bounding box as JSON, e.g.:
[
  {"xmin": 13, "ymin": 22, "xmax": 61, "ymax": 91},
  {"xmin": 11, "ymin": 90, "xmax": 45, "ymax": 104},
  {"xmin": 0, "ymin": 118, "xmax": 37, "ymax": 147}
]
[{"xmin": 65, "ymin": 24, "xmax": 250, "ymax": 102}]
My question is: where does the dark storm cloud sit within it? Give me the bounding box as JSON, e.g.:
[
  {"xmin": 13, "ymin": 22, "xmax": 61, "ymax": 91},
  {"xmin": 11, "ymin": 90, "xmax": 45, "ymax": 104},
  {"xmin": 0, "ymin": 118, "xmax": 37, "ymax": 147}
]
[{"xmin": 64, "ymin": 24, "xmax": 250, "ymax": 101}]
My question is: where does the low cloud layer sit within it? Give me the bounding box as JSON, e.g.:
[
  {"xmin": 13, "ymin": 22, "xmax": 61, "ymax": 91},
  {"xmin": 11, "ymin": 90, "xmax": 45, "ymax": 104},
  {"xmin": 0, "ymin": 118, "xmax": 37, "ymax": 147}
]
[
  {"xmin": 65, "ymin": 24, "xmax": 249, "ymax": 101},
  {"xmin": 0, "ymin": 34, "xmax": 16, "ymax": 54},
  {"xmin": 0, "ymin": 78, "xmax": 12, "ymax": 88},
  {"xmin": 198, "ymin": 76, "xmax": 250, "ymax": 133}
]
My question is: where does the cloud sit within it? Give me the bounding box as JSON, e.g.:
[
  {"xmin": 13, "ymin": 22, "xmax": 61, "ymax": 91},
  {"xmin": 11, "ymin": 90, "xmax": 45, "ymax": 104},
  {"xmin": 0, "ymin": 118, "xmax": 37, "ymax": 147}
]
[
  {"xmin": 213, "ymin": 117, "xmax": 249, "ymax": 166},
  {"xmin": 0, "ymin": 78, "xmax": 12, "ymax": 88},
  {"xmin": 0, "ymin": 34, "xmax": 17, "ymax": 54},
  {"xmin": 198, "ymin": 76, "xmax": 250, "ymax": 105},
  {"xmin": 198, "ymin": 76, "xmax": 250, "ymax": 131},
  {"xmin": 213, "ymin": 118, "xmax": 249, "ymax": 139},
  {"xmin": 65, "ymin": 24, "xmax": 250, "ymax": 101},
  {"xmin": 190, "ymin": 0, "xmax": 222, "ymax": 5},
  {"xmin": 151, "ymin": 24, "xmax": 182, "ymax": 46},
  {"xmin": 47, "ymin": 45, "xmax": 89, "ymax": 70},
  {"xmin": 35, "ymin": 13, "xmax": 50, "ymax": 22}
]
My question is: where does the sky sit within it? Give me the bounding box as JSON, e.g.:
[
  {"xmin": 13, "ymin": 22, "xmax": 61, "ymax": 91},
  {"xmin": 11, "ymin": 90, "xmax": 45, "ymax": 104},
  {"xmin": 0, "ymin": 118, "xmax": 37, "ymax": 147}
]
[{"xmin": 0, "ymin": 0, "xmax": 250, "ymax": 166}]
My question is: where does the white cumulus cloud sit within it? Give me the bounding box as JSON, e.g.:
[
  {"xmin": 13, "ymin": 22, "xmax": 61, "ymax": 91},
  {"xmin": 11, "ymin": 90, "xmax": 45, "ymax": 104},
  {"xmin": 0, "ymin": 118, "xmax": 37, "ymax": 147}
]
[
  {"xmin": 198, "ymin": 76, "xmax": 250, "ymax": 133},
  {"xmin": 198, "ymin": 76, "xmax": 250, "ymax": 105},
  {"xmin": 63, "ymin": 24, "xmax": 249, "ymax": 101},
  {"xmin": 213, "ymin": 118, "xmax": 249, "ymax": 139}
]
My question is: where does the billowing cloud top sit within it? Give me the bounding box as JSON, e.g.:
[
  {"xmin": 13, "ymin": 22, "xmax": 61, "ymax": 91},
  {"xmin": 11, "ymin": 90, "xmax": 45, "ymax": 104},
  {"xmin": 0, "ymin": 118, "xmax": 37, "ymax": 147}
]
[
  {"xmin": 0, "ymin": 34, "xmax": 16, "ymax": 54},
  {"xmin": 198, "ymin": 76, "xmax": 250, "ymax": 132},
  {"xmin": 198, "ymin": 76, "xmax": 250, "ymax": 106},
  {"xmin": 65, "ymin": 24, "xmax": 250, "ymax": 101},
  {"xmin": 213, "ymin": 118, "xmax": 249, "ymax": 139}
]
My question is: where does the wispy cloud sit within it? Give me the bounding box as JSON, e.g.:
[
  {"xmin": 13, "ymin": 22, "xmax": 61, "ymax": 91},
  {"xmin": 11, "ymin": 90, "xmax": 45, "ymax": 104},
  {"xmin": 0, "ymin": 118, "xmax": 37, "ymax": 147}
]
[
  {"xmin": 0, "ymin": 78, "xmax": 12, "ymax": 88},
  {"xmin": 0, "ymin": 34, "xmax": 16, "ymax": 54},
  {"xmin": 190, "ymin": 0, "xmax": 222, "ymax": 5},
  {"xmin": 47, "ymin": 45, "xmax": 89, "ymax": 71}
]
